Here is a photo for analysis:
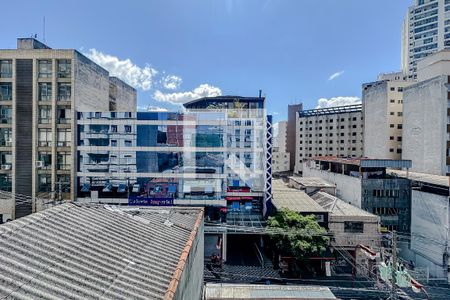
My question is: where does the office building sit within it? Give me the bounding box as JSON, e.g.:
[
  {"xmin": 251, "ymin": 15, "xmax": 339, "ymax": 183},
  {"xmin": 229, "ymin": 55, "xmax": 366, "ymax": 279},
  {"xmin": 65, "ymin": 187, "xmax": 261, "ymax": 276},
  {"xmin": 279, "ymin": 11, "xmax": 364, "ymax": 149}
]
[
  {"xmin": 0, "ymin": 38, "xmax": 136, "ymax": 220},
  {"xmin": 272, "ymin": 120, "xmax": 290, "ymax": 173},
  {"xmin": 287, "ymin": 104, "xmax": 302, "ymax": 171},
  {"xmin": 402, "ymin": 0, "xmax": 450, "ymax": 77},
  {"xmin": 402, "ymin": 49, "xmax": 450, "ymax": 175},
  {"xmin": 294, "ymin": 104, "xmax": 364, "ymax": 174},
  {"xmin": 362, "ymin": 72, "xmax": 413, "ymax": 159},
  {"xmin": 76, "ymin": 96, "xmax": 272, "ymax": 219},
  {"xmin": 303, "ymin": 157, "xmax": 412, "ymax": 233}
]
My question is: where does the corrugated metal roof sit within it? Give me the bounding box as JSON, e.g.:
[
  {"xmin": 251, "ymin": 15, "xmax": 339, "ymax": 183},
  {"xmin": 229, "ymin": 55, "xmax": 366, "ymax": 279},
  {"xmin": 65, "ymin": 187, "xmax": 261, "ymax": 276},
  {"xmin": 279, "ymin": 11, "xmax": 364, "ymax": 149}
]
[
  {"xmin": 387, "ymin": 169, "xmax": 449, "ymax": 188},
  {"xmin": 310, "ymin": 191, "xmax": 377, "ymax": 218},
  {"xmin": 0, "ymin": 203, "xmax": 203, "ymax": 300},
  {"xmin": 272, "ymin": 180, "xmax": 327, "ymax": 213},
  {"xmin": 289, "ymin": 176, "xmax": 336, "ymax": 188},
  {"xmin": 205, "ymin": 283, "xmax": 337, "ymax": 299},
  {"xmin": 311, "ymin": 157, "xmax": 412, "ymax": 168}
]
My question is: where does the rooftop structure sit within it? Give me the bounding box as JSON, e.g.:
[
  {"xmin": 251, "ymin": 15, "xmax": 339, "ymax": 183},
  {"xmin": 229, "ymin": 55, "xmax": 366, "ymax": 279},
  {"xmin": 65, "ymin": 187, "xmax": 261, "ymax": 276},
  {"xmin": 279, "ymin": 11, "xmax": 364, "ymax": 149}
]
[
  {"xmin": 310, "ymin": 191, "xmax": 378, "ymax": 218},
  {"xmin": 272, "ymin": 179, "xmax": 327, "ymax": 214},
  {"xmin": 183, "ymin": 95, "xmax": 265, "ymax": 109},
  {"xmin": 204, "ymin": 283, "xmax": 337, "ymax": 300},
  {"xmin": 298, "ymin": 104, "xmax": 362, "ymax": 118},
  {"xmin": 387, "ymin": 169, "xmax": 449, "ymax": 189},
  {"xmin": 0, "ymin": 203, "xmax": 204, "ymax": 300},
  {"xmin": 289, "ymin": 176, "xmax": 336, "ymax": 189},
  {"xmin": 310, "ymin": 156, "xmax": 412, "ymax": 169}
]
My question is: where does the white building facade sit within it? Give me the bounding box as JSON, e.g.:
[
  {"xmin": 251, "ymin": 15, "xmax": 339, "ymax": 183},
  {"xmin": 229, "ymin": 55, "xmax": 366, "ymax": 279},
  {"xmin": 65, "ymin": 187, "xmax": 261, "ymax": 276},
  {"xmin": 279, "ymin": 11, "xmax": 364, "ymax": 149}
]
[
  {"xmin": 402, "ymin": 49, "xmax": 450, "ymax": 176},
  {"xmin": 273, "ymin": 120, "xmax": 290, "ymax": 173}
]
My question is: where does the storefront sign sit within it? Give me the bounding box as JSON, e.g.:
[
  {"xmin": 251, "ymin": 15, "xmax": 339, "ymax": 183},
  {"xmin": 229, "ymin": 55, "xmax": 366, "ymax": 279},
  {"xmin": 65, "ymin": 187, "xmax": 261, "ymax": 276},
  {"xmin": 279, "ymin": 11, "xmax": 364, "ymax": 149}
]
[{"xmin": 128, "ymin": 196, "xmax": 174, "ymax": 206}]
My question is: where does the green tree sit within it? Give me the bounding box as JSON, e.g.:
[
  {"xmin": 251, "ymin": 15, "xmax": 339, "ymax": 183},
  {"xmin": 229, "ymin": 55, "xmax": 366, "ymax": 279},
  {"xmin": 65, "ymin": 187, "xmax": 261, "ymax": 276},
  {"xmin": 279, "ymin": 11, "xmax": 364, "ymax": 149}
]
[{"xmin": 267, "ymin": 208, "xmax": 329, "ymax": 260}]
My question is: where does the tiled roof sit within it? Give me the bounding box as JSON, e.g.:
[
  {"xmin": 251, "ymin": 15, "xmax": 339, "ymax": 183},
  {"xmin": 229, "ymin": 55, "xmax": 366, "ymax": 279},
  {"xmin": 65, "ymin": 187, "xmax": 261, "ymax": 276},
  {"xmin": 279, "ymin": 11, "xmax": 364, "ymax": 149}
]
[{"xmin": 0, "ymin": 203, "xmax": 203, "ymax": 300}]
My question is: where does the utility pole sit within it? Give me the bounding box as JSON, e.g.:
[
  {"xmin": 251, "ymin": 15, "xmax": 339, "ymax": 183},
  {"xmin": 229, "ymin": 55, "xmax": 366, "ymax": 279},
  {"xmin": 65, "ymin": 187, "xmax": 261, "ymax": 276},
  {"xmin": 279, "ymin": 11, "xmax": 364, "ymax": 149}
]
[{"xmin": 390, "ymin": 230, "xmax": 398, "ymax": 300}]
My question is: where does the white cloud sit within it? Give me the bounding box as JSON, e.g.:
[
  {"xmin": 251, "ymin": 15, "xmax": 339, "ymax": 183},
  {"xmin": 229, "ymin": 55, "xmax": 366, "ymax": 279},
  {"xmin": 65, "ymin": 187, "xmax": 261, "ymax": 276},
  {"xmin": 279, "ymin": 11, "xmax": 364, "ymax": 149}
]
[
  {"xmin": 137, "ymin": 105, "xmax": 168, "ymax": 112},
  {"xmin": 84, "ymin": 48, "xmax": 157, "ymax": 91},
  {"xmin": 162, "ymin": 75, "xmax": 182, "ymax": 90},
  {"xmin": 316, "ymin": 96, "xmax": 361, "ymax": 108},
  {"xmin": 153, "ymin": 84, "xmax": 222, "ymax": 105},
  {"xmin": 328, "ymin": 70, "xmax": 344, "ymax": 81}
]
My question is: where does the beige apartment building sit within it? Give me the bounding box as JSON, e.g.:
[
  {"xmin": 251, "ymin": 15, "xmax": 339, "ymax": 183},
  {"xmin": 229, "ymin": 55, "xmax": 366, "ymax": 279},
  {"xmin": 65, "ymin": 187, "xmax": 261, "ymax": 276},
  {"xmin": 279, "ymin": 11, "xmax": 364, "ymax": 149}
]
[
  {"xmin": 273, "ymin": 120, "xmax": 290, "ymax": 173},
  {"xmin": 362, "ymin": 72, "xmax": 414, "ymax": 160},
  {"xmin": 403, "ymin": 49, "xmax": 450, "ymax": 176},
  {"xmin": 294, "ymin": 104, "xmax": 364, "ymax": 174},
  {"xmin": 0, "ymin": 38, "xmax": 136, "ymax": 220}
]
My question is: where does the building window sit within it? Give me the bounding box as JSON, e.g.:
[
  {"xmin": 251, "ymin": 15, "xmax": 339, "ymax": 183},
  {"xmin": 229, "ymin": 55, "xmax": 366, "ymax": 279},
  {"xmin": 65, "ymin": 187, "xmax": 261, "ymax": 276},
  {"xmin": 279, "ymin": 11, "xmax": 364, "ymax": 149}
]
[
  {"xmin": 124, "ymin": 125, "xmax": 132, "ymax": 133},
  {"xmin": 397, "ymin": 112, "xmax": 403, "ymax": 116},
  {"xmin": 397, "ymin": 87, "xmax": 403, "ymax": 92},
  {"xmin": 57, "ymin": 59, "xmax": 71, "ymax": 78},
  {"xmin": 389, "ymin": 148, "xmax": 394, "ymax": 152},
  {"xmin": 397, "ymin": 136, "xmax": 402, "ymax": 141},
  {"xmin": 0, "ymin": 128, "xmax": 12, "ymax": 147},
  {"xmin": 0, "ymin": 106, "xmax": 12, "ymax": 124},
  {"xmin": 389, "ymin": 136, "xmax": 394, "ymax": 140},
  {"xmin": 57, "ymin": 83, "xmax": 71, "ymax": 101},
  {"xmin": 37, "ymin": 152, "xmax": 52, "ymax": 169},
  {"xmin": 390, "ymin": 112, "xmax": 395, "ymax": 116},
  {"xmin": 390, "ymin": 87, "xmax": 395, "ymax": 91},
  {"xmin": 38, "ymin": 60, "xmax": 52, "ymax": 78},
  {"xmin": 390, "ymin": 99, "xmax": 395, "ymax": 103},
  {"xmin": 38, "ymin": 174, "xmax": 52, "ymax": 192},
  {"xmin": 344, "ymin": 221, "xmax": 363, "ymax": 233},
  {"xmin": 390, "ymin": 124, "xmax": 394, "ymax": 128},
  {"xmin": 38, "ymin": 106, "xmax": 52, "ymax": 124},
  {"xmin": 38, "ymin": 83, "xmax": 52, "ymax": 101},
  {"xmin": 58, "ymin": 108, "xmax": 71, "ymax": 124},
  {"xmin": 111, "ymin": 125, "xmax": 117, "ymax": 133},
  {"xmin": 57, "ymin": 129, "xmax": 72, "ymax": 147},
  {"xmin": 0, "ymin": 60, "xmax": 12, "ymax": 78},
  {"xmin": 397, "ymin": 148, "xmax": 402, "ymax": 154},
  {"xmin": 38, "ymin": 129, "xmax": 52, "ymax": 147},
  {"xmin": 125, "ymin": 140, "xmax": 132, "ymax": 147},
  {"xmin": 0, "ymin": 83, "xmax": 12, "ymax": 101},
  {"xmin": 57, "ymin": 152, "xmax": 71, "ymax": 170},
  {"xmin": 111, "ymin": 140, "xmax": 117, "ymax": 147},
  {"xmin": 0, "ymin": 152, "xmax": 12, "ymax": 170},
  {"xmin": 397, "ymin": 124, "xmax": 402, "ymax": 129}
]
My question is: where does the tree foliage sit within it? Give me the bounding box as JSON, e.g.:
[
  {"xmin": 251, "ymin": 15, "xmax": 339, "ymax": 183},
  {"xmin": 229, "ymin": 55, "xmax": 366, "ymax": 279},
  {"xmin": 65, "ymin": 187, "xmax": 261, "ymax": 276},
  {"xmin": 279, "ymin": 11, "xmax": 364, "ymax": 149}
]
[{"xmin": 267, "ymin": 208, "xmax": 329, "ymax": 260}]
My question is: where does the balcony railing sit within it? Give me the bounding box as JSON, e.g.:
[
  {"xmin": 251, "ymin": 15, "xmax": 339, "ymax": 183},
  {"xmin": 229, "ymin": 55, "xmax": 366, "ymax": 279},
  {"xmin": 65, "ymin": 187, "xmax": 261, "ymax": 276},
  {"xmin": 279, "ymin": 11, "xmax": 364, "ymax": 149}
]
[
  {"xmin": 57, "ymin": 163, "xmax": 71, "ymax": 170},
  {"xmin": 57, "ymin": 141, "xmax": 71, "ymax": 147},
  {"xmin": 38, "ymin": 141, "xmax": 52, "ymax": 147}
]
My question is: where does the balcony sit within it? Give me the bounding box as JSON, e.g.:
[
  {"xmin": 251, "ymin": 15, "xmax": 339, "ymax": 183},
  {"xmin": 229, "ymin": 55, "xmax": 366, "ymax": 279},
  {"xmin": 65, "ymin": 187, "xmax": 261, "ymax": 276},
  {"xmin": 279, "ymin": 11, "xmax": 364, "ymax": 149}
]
[
  {"xmin": 0, "ymin": 164, "xmax": 12, "ymax": 171},
  {"xmin": 58, "ymin": 118, "xmax": 71, "ymax": 124}
]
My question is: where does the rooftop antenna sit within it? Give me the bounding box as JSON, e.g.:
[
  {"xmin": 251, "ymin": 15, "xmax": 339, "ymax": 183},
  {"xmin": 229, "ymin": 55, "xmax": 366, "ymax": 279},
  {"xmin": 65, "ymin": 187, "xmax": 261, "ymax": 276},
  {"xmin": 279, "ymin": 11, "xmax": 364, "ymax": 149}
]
[{"xmin": 43, "ymin": 17, "xmax": 46, "ymax": 43}]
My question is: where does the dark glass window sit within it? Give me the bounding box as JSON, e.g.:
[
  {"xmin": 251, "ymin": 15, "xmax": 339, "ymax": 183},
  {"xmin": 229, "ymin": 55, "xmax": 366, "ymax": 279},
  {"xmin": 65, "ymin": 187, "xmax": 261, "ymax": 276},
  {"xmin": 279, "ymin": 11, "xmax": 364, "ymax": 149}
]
[
  {"xmin": 0, "ymin": 83, "xmax": 12, "ymax": 101},
  {"xmin": 344, "ymin": 221, "xmax": 363, "ymax": 233}
]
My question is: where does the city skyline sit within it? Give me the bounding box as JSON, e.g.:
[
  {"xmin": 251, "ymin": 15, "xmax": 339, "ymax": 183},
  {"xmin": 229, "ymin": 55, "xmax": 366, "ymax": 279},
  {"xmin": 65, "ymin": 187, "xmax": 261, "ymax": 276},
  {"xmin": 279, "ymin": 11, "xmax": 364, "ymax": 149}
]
[{"xmin": 1, "ymin": 0, "xmax": 411, "ymax": 122}]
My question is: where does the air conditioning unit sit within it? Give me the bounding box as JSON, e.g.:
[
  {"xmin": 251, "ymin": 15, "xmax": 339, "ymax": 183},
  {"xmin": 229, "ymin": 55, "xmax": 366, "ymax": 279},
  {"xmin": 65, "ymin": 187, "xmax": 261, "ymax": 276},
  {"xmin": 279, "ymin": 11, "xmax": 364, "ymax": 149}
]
[{"xmin": 36, "ymin": 161, "xmax": 44, "ymax": 168}]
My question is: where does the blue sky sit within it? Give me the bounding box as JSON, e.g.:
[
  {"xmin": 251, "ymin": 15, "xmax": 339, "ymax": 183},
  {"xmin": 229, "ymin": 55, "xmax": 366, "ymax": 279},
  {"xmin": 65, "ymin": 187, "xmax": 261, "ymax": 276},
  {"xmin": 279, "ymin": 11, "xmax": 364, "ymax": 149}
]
[{"xmin": 1, "ymin": 0, "xmax": 411, "ymax": 122}]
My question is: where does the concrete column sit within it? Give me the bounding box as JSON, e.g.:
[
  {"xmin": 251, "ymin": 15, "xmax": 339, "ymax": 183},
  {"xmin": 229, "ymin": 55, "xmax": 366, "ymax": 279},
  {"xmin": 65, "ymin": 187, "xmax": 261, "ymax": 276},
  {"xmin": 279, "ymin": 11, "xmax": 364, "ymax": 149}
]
[
  {"xmin": 51, "ymin": 59, "xmax": 57, "ymax": 199},
  {"xmin": 222, "ymin": 232, "xmax": 227, "ymax": 262}
]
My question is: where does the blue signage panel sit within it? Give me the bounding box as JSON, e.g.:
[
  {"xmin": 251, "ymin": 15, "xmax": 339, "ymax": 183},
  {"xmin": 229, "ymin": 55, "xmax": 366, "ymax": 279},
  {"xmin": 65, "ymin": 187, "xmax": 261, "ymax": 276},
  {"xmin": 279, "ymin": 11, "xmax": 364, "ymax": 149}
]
[{"xmin": 128, "ymin": 196, "xmax": 174, "ymax": 206}]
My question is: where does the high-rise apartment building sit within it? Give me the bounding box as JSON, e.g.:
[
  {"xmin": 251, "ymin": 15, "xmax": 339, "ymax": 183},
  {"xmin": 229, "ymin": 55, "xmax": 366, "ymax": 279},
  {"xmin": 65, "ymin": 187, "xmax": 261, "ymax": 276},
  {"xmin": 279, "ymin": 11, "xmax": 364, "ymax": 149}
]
[
  {"xmin": 0, "ymin": 38, "xmax": 136, "ymax": 220},
  {"xmin": 362, "ymin": 72, "xmax": 413, "ymax": 160},
  {"xmin": 402, "ymin": 0, "xmax": 450, "ymax": 77},
  {"xmin": 403, "ymin": 49, "xmax": 450, "ymax": 176},
  {"xmin": 294, "ymin": 104, "xmax": 364, "ymax": 174},
  {"xmin": 75, "ymin": 96, "xmax": 272, "ymax": 222}
]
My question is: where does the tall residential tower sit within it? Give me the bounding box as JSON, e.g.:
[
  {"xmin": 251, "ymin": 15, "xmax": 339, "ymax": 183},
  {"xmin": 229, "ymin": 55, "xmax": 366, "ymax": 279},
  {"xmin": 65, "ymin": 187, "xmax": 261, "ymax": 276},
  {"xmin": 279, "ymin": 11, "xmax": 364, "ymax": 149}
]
[{"xmin": 402, "ymin": 0, "xmax": 450, "ymax": 77}]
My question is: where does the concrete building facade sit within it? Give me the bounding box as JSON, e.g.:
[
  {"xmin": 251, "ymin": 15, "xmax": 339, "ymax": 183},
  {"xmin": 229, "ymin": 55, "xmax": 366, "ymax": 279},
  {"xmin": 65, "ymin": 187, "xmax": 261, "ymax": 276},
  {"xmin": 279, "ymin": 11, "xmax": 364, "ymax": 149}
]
[
  {"xmin": 0, "ymin": 38, "xmax": 136, "ymax": 220},
  {"xmin": 303, "ymin": 157, "xmax": 412, "ymax": 233},
  {"xmin": 402, "ymin": 50, "xmax": 450, "ymax": 175},
  {"xmin": 272, "ymin": 120, "xmax": 290, "ymax": 173},
  {"xmin": 287, "ymin": 104, "xmax": 302, "ymax": 171},
  {"xmin": 294, "ymin": 105, "xmax": 364, "ymax": 174},
  {"xmin": 402, "ymin": 0, "xmax": 450, "ymax": 78},
  {"xmin": 362, "ymin": 72, "xmax": 413, "ymax": 160}
]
